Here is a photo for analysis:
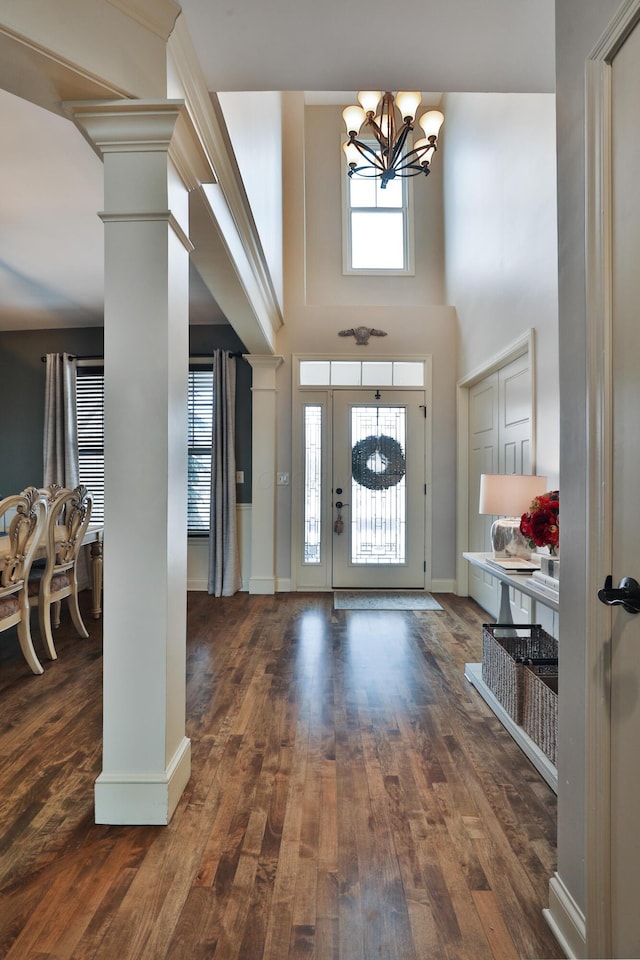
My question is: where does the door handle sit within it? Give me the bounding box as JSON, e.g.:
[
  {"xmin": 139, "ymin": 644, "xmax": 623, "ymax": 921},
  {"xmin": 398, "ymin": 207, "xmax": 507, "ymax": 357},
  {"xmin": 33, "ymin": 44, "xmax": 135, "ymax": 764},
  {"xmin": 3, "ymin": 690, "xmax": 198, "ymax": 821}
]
[
  {"xmin": 597, "ymin": 575, "xmax": 640, "ymax": 614},
  {"xmin": 334, "ymin": 501, "xmax": 348, "ymax": 535}
]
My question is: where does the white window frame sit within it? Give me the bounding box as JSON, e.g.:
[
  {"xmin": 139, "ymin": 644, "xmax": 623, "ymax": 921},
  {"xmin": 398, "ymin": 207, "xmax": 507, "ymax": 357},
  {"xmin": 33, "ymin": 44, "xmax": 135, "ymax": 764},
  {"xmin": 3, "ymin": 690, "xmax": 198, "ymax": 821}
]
[
  {"xmin": 75, "ymin": 361, "xmax": 214, "ymax": 536},
  {"xmin": 341, "ymin": 140, "xmax": 416, "ymax": 276}
]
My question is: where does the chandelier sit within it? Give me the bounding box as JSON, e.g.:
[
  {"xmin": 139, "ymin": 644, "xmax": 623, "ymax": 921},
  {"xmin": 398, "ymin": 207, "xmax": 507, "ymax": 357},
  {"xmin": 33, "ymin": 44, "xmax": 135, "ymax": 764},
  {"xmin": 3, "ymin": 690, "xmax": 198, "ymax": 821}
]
[{"xmin": 342, "ymin": 91, "xmax": 444, "ymax": 189}]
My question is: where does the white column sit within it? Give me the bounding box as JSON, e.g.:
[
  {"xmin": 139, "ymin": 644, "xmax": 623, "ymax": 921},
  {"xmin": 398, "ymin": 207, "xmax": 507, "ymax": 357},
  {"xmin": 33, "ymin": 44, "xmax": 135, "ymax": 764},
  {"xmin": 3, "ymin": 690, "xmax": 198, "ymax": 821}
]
[
  {"xmin": 246, "ymin": 356, "xmax": 283, "ymax": 594},
  {"xmin": 68, "ymin": 101, "xmax": 213, "ymax": 824}
]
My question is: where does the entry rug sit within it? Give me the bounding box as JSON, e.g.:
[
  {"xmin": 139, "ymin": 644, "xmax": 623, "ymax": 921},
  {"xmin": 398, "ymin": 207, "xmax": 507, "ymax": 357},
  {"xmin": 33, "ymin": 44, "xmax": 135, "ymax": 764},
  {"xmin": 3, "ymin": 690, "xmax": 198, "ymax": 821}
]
[{"xmin": 333, "ymin": 591, "xmax": 443, "ymax": 611}]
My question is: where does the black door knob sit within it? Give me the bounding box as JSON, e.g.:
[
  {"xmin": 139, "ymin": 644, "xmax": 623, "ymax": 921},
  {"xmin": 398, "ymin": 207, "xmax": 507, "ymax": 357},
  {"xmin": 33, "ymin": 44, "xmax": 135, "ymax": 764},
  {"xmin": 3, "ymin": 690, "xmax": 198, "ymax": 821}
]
[{"xmin": 598, "ymin": 575, "xmax": 640, "ymax": 614}]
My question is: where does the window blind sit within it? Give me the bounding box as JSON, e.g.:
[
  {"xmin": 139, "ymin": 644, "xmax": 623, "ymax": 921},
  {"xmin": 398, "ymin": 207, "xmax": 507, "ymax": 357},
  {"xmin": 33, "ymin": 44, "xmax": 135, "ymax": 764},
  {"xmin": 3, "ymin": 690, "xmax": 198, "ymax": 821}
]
[
  {"xmin": 187, "ymin": 368, "xmax": 214, "ymax": 534},
  {"xmin": 75, "ymin": 366, "xmax": 214, "ymax": 534},
  {"xmin": 76, "ymin": 369, "xmax": 105, "ymax": 523}
]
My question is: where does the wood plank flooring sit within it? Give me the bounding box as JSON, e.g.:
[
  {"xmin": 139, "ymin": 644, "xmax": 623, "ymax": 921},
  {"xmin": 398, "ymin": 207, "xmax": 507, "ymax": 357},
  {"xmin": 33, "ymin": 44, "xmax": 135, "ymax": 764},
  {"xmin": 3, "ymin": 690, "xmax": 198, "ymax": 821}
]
[{"xmin": 0, "ymin": 591, "xmax": 564, "ymax": 960}]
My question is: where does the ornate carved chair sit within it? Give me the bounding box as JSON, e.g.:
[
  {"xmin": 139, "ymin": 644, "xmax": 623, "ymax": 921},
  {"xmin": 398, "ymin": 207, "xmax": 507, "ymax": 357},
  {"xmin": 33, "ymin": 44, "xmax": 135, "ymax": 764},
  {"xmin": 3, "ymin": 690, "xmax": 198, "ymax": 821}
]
[
  {"xmin": 28, "ymin": 485, "xmax": 92, "ymax": 661},
  {"xmin": 0, "ymin": 487, "xmax": 47, "ymax": 674}
]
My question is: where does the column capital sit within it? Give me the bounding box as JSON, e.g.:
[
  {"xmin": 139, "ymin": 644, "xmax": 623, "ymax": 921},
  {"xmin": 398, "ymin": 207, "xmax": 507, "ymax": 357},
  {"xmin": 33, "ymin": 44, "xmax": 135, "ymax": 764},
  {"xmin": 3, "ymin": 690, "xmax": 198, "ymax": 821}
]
[
  {"xmin": 245, "ymin": 354, "xmax": 283, "ymax": 391},
  {"xmin": 65, "ymin": 98, "xmax": 215, "ymax": 190}
]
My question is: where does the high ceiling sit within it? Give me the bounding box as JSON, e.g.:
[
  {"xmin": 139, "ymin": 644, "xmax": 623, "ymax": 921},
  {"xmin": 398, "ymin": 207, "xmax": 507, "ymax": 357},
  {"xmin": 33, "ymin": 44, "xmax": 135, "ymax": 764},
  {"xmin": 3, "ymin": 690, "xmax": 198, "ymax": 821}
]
[
  {"xmin": 0, "ymin": 0, "xmax": 555, "ymax": 332},
  {"xmin": 179, "ymin": 0, "xmax": 555, "ymax": 95}
]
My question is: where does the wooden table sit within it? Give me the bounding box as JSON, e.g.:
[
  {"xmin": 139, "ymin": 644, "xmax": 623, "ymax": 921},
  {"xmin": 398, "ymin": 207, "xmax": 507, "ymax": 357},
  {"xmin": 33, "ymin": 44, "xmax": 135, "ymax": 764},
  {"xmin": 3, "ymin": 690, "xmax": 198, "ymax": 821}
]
[
  {"xmin": 82, "ymin": 524, "xmax": 104, "ymax": 619},
  {"xmin": 462, "ymin": 551, "xmax": 559, "ymax": 792},
  {"xmin": 0, "ymin": 522, "xmax": 104, "ymax": 619}
]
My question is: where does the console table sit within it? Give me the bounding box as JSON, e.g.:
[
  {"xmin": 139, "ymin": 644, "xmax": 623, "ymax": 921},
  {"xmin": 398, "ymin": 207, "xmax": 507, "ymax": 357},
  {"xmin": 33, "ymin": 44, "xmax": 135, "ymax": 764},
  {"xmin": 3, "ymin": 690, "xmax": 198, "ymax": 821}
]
[{"xmin": 463, "ymin": 551, "xmax": 558, "ymax": 792}]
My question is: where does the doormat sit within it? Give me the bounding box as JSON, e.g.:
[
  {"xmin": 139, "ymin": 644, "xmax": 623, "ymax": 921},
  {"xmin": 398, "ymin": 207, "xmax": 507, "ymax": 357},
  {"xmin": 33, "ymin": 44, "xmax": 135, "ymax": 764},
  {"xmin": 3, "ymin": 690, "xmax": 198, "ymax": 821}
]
[{"xmin": 333, "ymin": 591, "xmax": 443, "ymax": 611}]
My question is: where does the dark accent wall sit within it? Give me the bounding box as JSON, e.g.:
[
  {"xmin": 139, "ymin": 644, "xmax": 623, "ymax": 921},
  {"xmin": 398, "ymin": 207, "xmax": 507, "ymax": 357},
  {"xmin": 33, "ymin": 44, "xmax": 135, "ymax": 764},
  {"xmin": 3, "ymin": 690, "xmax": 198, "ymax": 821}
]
[
  {"xmin": 189, "ymin": 324, "xmax": 253, "ymax": 501},
  {"xmin": 0, "ymin": 327, "xmax": 103, "ymax": 495},
  {"xmin": 0, "ymin": 325, "xmax": 252, "ymax": 501}
]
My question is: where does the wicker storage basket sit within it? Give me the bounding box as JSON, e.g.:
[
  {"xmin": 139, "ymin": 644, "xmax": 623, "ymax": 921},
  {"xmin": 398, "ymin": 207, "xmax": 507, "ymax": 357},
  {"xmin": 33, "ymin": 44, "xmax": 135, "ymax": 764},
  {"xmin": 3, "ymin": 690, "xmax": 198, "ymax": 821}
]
[
  {"xmin": 522, "ymin": 664, "xmax": 558, "ymax": 765},
  {"xmin": 481, "ymin": 623, "xmax": 558, "ymax": 724}
]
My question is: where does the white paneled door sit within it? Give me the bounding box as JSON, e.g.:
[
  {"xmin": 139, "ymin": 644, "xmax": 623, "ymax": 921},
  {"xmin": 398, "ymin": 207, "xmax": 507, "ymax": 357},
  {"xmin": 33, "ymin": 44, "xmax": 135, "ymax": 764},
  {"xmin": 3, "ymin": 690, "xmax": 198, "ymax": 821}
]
[
  {"xmin": 606, "ymin": 21, "xmax": 640, "ymax": 954},
  {"xmin": 467, "ymin": 353, "xmax": 533, "ymax": 617},
  {"xmin": 332, "ymin": 390, "xmax": 426, "ymax": 589}
]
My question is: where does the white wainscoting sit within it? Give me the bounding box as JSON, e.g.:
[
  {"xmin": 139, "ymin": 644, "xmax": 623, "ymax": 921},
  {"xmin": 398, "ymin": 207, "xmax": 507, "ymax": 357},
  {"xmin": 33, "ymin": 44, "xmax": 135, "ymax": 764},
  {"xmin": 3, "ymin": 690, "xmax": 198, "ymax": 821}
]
[{"xmin": 187, "ymin": 504, "xmax": 252, "ymax": 591}]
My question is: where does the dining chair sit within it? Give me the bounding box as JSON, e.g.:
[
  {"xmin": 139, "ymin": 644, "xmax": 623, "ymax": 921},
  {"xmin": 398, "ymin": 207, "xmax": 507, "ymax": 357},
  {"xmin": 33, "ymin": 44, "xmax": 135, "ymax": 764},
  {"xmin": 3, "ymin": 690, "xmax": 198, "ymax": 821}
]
[
  {"xmin": 0, "ymin": 487, "xmax": 47, "ymax": 674},
  {"xmin": 28, "ymin": 484, "xmax": 92, "ymax": 661}
]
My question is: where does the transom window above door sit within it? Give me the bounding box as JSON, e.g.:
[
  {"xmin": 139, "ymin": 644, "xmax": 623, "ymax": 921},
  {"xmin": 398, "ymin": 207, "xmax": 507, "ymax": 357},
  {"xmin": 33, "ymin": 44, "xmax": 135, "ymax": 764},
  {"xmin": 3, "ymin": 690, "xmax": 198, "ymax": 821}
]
[{"xmin": 298, "ymin": 359, "xmax": 424, "ymax": 387}]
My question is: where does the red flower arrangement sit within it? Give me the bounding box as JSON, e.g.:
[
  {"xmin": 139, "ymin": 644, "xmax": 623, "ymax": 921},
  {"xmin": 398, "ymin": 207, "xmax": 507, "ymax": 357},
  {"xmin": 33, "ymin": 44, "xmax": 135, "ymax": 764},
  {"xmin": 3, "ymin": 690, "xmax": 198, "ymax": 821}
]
[{"xmin": 520, "ymin": 490, "xmax": 560, "ymax": 555}]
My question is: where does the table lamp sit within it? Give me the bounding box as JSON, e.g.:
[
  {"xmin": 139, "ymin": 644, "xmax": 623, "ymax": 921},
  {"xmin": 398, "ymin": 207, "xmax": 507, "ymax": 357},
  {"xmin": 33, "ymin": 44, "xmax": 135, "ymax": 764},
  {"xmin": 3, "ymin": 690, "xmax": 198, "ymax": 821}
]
[{"xmin": 479, "ymin": 473, "xmax": 548, "ymax": 558}]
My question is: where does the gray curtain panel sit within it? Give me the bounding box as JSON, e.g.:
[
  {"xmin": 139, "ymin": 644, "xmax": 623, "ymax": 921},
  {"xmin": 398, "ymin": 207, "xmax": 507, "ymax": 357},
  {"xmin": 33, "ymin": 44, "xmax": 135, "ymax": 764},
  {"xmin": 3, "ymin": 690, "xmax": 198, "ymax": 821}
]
[
  {"xmin": 208, "ymin": 350, "xmax": 241, "ymax": 597},
  {"xmin": 42, "ymin": 353, "xmax": 90, "ymax": 589},
  {"xmin": 43, "ymin": 353, "xmax": 79, "ymax": 488}
]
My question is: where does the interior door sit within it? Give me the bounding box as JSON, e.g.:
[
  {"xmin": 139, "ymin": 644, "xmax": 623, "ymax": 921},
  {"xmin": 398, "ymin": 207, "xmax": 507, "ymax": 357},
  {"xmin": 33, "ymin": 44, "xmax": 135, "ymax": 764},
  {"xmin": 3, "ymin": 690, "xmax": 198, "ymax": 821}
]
[
  {"xmin": 468, "ymin": 372, "xmax": 500, "ymax": 612},
  {"xmin": 332, "ymin": 390, "xmax": 425, "ymax": 589},
  {"xmin": 607, "ymin": 25, "xmax": 640, "ymax": 955},
  {"xmin": 467, "ymin": 354, "xmax": 533, "ymax": 617}
]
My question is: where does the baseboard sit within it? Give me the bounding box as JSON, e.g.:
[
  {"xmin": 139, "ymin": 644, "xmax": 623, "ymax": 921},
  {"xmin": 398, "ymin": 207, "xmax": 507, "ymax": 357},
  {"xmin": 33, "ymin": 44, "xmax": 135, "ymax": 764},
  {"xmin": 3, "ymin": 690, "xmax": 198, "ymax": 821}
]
[
  {"xmin": 544, "ymin": 872, "xmax": 586, "ymax": 959},
  {"xmin": 94, "ymin": 736, "xmax": 191, "ymax": 825},
  {"xmin": 187, "ymin": 577, "xmax": 208, "ymax": 591},
  {"xmin": 430, "ymin": 578, "xmax": 455, "ymax": 593},
  {"xmin": 249, "ymin": 576, "xmax": 276, "ymax": 595},
  {"xmin": 186, "ymin": 578, "xmax": 250, "ymax": 592},
  {"xmin": 276, "ymin": 578, "xmax": 292, "ymax": 592}
]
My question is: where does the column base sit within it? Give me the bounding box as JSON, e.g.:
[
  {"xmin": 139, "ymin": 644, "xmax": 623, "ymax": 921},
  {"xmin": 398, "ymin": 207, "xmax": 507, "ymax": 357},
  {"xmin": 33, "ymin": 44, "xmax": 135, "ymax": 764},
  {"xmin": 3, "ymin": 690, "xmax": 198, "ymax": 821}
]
[
  {"xmin": 94, "ymin": 736, "xmax": 191, "ymax": 825},
  {"xmin": 249, "ymin": 576, "xmax": 276, "ymax": 595}
]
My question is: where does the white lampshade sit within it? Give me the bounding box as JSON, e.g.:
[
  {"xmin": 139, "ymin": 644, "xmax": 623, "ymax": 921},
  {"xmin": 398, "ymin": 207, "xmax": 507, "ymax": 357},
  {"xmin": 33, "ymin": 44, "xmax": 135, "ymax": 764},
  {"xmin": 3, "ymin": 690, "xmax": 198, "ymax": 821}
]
[
  {"xmin": 479, "ymin": 474, "xmax": 548, "ymax": 559},
  {"xmin": 342, "ymin": 141, "xmax": 361, "ymax": 167},
  {"xmin": 479, "ymin": 474, "xmax": 548, "ymax": 518},
  {"xmin": 357, "ymin": 90, "xmax": 382, "ymax": 115},
  {"xmin": 419, "ymin": 109, "xmax": 444, "ymax": 140},
  {"xmin": 413, "ymin": 139, "xmax": 435, "ymax": 166},
  {"xmin": 395, "ymin": 91, "xmax": 422, "ymax": 121},
  {"xmin": 342, "ymin": 104, "xmax": 366, "ymax": 135}
]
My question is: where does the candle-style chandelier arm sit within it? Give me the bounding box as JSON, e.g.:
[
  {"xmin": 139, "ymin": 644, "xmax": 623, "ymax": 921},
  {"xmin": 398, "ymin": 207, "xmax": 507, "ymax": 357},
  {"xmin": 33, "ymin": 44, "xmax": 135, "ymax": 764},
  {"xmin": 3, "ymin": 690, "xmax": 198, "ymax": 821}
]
[
  {"xmin": 386, "ymin": 122, "xmax": 413, "ymax": 170},
  {"xmin": 391, "ymin": 139, "xmax": 438, "ymax": 175},
  {"xmin": 348, "ymin": 138, "xmax": 386, "ymax": 173},
  {"xmin": 362, "ymin": 115, "xmax": 390, "ymax": 149}
]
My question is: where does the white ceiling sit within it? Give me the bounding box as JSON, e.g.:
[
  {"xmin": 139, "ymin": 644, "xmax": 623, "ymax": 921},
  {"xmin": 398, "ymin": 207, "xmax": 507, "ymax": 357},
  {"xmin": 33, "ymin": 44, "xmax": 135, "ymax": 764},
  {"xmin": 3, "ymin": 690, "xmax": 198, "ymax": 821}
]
[
  {"xmin": 0, "ymin": 0, "xmax": 555, "ymax": 332},
  {"xmin": 179, "ymin": 0, "xmax": 555, "ymax": 95}
]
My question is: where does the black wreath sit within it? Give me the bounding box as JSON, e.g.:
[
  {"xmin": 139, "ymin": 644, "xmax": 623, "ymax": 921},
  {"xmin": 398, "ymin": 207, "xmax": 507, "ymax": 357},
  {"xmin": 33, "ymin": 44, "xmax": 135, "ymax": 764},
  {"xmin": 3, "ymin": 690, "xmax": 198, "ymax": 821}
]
[{"xmin": 351, "ymin": 434, "xmax": 406, "ymax": 491}]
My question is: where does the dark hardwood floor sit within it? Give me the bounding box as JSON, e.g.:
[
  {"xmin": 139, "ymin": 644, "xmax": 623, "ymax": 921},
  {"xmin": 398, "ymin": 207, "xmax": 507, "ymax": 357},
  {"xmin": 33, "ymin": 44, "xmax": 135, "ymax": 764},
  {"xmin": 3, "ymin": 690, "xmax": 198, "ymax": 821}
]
[{"xmin": 0, "ymin": 590, "xmax": 563, "ymax": 960}]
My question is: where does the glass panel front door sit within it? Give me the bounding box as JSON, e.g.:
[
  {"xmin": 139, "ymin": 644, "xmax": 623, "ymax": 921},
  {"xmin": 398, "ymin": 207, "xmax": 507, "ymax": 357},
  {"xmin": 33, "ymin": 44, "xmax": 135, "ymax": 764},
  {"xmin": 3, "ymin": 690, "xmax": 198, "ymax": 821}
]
[
  {"xmin": 332, "ymin": 391, "xmax": 425, "ymax": 589},
  {"xmin": 350, "ymin": 405, "xmax": 407, "ymax": 565}
]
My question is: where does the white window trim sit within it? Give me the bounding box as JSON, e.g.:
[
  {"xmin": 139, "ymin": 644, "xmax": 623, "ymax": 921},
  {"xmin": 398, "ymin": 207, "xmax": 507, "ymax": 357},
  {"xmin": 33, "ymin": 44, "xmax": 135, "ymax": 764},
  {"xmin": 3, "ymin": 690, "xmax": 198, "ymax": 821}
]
[
  {"xmin": 340, "ymin": 139, "xmax": 416, "ymax": 277},
  {"xmin": 290, "ymin": 354, "xmax": 432, "ymax": 592}
]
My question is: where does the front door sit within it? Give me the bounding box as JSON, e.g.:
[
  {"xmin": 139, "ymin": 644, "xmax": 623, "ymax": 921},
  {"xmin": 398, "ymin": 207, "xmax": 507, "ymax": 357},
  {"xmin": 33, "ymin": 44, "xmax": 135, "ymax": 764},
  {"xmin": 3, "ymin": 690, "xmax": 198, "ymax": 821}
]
[{"xmin": 332, "ymin": 390, "xmax": 425, "ymax": 589}]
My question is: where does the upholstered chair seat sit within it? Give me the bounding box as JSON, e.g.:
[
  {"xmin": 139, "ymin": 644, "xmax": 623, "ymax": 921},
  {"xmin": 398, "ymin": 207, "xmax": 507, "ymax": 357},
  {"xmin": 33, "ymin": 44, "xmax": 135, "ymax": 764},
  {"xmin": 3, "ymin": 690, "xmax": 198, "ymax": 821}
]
[{"xmin": 0, "ymin": 595, "xmax": 20, "ymax": 620}]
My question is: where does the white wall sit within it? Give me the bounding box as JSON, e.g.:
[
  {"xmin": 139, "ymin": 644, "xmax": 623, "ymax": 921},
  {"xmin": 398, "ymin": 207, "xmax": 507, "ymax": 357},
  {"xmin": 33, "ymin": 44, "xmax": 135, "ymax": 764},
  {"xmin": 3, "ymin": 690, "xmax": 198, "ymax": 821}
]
[
  {"xmin": 443, "ymin": 92, "xmax": 560, "ymax": 485},
  {"xmin": 275, "ymin": 93, "xmax": 458, "ymax": 586},
  {"xmin": 217, "ymin": 91, "xmax": 285, "ymax": 313}
]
